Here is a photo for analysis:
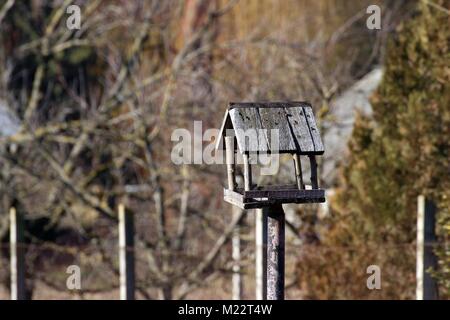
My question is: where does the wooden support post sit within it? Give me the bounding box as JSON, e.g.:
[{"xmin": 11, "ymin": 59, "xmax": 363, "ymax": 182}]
[
  {"xmin": 308, "ymin": 155, "xmax": 318, "ymax": 189},
  {"xmin": 232, "ymin": 206, "xmax": 243, "ymax": 300},
  {"xmin": 10, "ymin": 207, "xmax": 26, "ymax": 300},
  {"xmin": 225, "ymin": 136, "xmax": 236, "ymax": 190},
  {"xmin": 416, "ymin": 196, "xmax": 439, "ymax": 300},
  {"xmin": 266, "ymin": 204, "xmax": 285, "ymax": 300},
  {"xmin": 293, "ymin": 154, "xmax": 304, "ymax": 190},
  {"xmin": 243, "ymin": 153, "xmax": 252, "ymax": 191},
  {"xmin": 255, "ymin": 208, "xmax": 268, "ymax": 300},
  {"xmin": 119, "ymin": 204, "xmax": 135, "ymax": 300}
]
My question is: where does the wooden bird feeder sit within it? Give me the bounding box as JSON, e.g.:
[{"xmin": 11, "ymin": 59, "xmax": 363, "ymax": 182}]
[{"xmin": 217, "ymin": 101, "xmax": 325, "ymax": 209}]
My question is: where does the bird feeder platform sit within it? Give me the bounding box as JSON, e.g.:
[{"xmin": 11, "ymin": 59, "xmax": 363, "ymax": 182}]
[
  {"xmin": 217, "ymin": 101, "xmax": 326, "ymax": 209},
  {"xmin": 224, "ymin": 185, "xmax": 325, "ymax": 209}
]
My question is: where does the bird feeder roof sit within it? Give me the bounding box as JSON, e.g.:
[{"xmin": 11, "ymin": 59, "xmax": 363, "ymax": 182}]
[{"xmin": 216, "ymin": 102, "xmax": 324, "ymax": 155}]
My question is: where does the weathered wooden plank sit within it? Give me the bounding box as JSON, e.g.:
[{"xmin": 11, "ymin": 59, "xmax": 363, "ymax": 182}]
[
  {"xmin": 244, "ymin": 188, "xmax": 325, "ymax": 200},
  {"xmin": 225, "ymin": 136, "xmax": 236, "ymax": 190},
  {"xmin": 229, "ymin": 108, "xmax": 268, "ymax": 153},
  {"xmin": 243, "ymin": 153, "xmax": 252, "ymax": 190},
  {"xmin": 224, "ymin": 189, "xmax": 246, "ymax": 209},
  {"xmin": 225, "ymin": 188, "xmax": 325, "ymax": 209},
  {"xmin": 267, "ymin": 204, "xmax": 285, "ymax": 300},
  {"xmin": 309, "ymin": 155, "xmax": 319, "ymax": 189},
  {"xmin": 232, "ymin": 205, "xmax": 243, "ymax": 300},
  {"xmin": 286, "ymin": 107, "xmax": 314, "ymax": 153},
  {"xmin": 243, "ymin": 196, "xmax": 325, "ymax": 209},
  {"xmin": 234, "ymin": 184, "xmax": 307, "ymax": 193},
  {"xmin": 255, "ymin": 208, "xmax": 268, "ymax": 300},
  {"xmin": 229, "ymin": 101, "xmax": 310, "ymax": 109},
  {"xmin": 216, "ymin": 109, "xmax": 232, "ymax": 150},
  {"xmin": 258, "ymin": 107, "xmax": 296, "ymax": 152},
  {"xmin": 293, "ymin": 154, "xmax": 304, "ymax": 189},
  {"xmin": 224, "ymin": 189, "xmax": 244, "ymax": 201},
  {"xmin": 302, "ymin": 106, "xmax": 324, "ymax": 153}
]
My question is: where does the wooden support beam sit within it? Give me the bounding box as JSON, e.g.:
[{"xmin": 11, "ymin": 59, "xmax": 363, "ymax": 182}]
[
  {"xmin": 266, "ymin": 204, "xmax": 285, "ymax": 300},
  {"xmin": 243, "ymin": 153, "xmax": 252, "ymax": 191},
  {"xmin": 255, "ymin": 208, "xmax": 268, "ymax": 300},
  {"xmin": 10, "ymin": 207, "xmax": 26, "ymax": 300},
  {"xmin": 225, "ymin": 136, "xmax": 236, "ymax": 191},
  {"xmin": 232, "ymin": 206, "xmax": 243, "ymax": 300},
  {"xmin": 308, "ymin": 155, "xmax": 318, "ymax": 189},
  {"xmin": 416, "ymin": 196, "xmax": 439, "ymax": 300},
  {"xmin": 293, "ymin": 154, "xmax": 304, "ymax": 190},
  {"xmin": 119, "ymin": 204, "xmax": 135, "ymax": 300}
]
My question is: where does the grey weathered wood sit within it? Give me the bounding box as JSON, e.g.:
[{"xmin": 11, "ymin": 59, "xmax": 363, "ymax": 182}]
[
  {"xmin": 215, "ymin": 109, "xmax": 232, "ymax": 150},
  {"xmin": 220, "ymin": 101, "xmax": 326, "ymax": 304},
  {"xmin": 10, "ymin": 207, "xmax": 26, "ymax": 300},
  {"xmin": 244, "ymin": 188, "xmax": 324, "ymax": 200},
  {"xmin": 266, "ymin": 204, "xmax": 285, "ymax": 300},
  {"xmin": 119, "ymin": 204, "xmax": 135, "ymax": 300},
  {"xmin": 293, "ymin": 154, "xmax": 304, "ymax": 189},
  {"xmin": 309, "ymin": 155, "xmax": 318, "ymax": 189},
  {"xmin": 243, "ymin": 153, "xmax": 252, "ymax": 191},
  {"xmin": 258, "ymin": 107, "xmax": 296, "ymax": 152},
  {"xmin": 286, "ymin": 107, "xmax": 315, "ymax": 153},
  {"xmin": 229, "ymin": 101, "xmax": 309, "ymax": 109},
  {"xmin": 219, "ymin": 102, "xmax": 323, "ymax": 155},
  {"xmin": 303, "ymin": 106, "xmax": 324, "ymax": 153},
  {"xmin": 232, "ymin": 206, "xmax": 243, "ymax": 300},
  {"xmin": 231, "ymin": 184, "xmax": 298, "ymax": 193},
  {"xmin": 229, "ymin": 108, "xmax": 268, "ymax": 153},
  {"xmin": 255, "ymin": 208, "xmax": 268, "ymax": 300},
  {"xmin": 416, "ymin": 196, "xmax": 439, "ymax": 300},
  {"xmin": 224, "ymin": 188, "xmax": 325, "ymax": 209},
  {"xmin": 225, "ymin": 136, "xmax": 236, "ymax": 191},
  {"xmin": 224, "ymin": 189, "xmax": 246, "ymax": 209}
]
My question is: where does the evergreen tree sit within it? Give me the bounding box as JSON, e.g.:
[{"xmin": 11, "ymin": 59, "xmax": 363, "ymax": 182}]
[{"xmin": 335, "ymin": 0, "xmax": 450, "ymax": 295}]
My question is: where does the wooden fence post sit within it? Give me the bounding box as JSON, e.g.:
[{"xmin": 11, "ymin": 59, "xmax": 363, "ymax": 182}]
[
  {"xmin": 119, "ymin": 203, "xmax": 135, "ymax": 300},
  {"xmin": 416, "ymin": 195, "xmax": 439, "ymax": 300},
  {"xmin": 266, "ymin": 204, "xmax": 285, "ymax": 300},
  {"xmin": 10, "ymin": 207, "xmax": 26, "ymax": 300}
]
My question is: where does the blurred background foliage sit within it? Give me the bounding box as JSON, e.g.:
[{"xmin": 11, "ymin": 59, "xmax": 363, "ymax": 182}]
[{"xmin": 0, "ymin": 0, "xmax": 448, "ymax": 299}]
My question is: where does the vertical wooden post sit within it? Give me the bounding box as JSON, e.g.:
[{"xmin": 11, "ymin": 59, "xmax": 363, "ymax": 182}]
[
  {"xmin": 10, "ymin": 207, "xmax": 26, "ymax": 300},
  {"xmin": 416, "ymin": 196, "xmax": 439, "ymax": 300},
  {"xmin": 308, "ymin": 155, "xmax": 318, "ymax": 189},
  {"xmin": 293, "ymin": 154, "xmax": 304, "ymax": 190},
  {"xmin": 255, "ymin": 208, "xmax": 268, "ymax": 300},
  {"xmin": 227, "ymin": 136, "xmax": 243, "ymax": 300},
  {"xmin": 225, "ymin": 136, "xmax": 236, "ymax": 190},
  {"xmin": 243, "ymin": 153, "xmax": 252, "ymax": 191},
  {"xmin": 266, "ymin": 204, "xmax": 285, "ymax": 300},
  {"xmin": 119, "ymin": 203, "xmax": 135, "ymax": 300},
  {"xmin": 232, "ymin": 206, "xmax": 243, "ymax": 300}
]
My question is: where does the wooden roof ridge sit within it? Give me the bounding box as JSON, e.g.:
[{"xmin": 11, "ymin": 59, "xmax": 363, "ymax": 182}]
[{"xmin": 228, "ymin": 101, "xmax": 311, "ymax": 109}]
